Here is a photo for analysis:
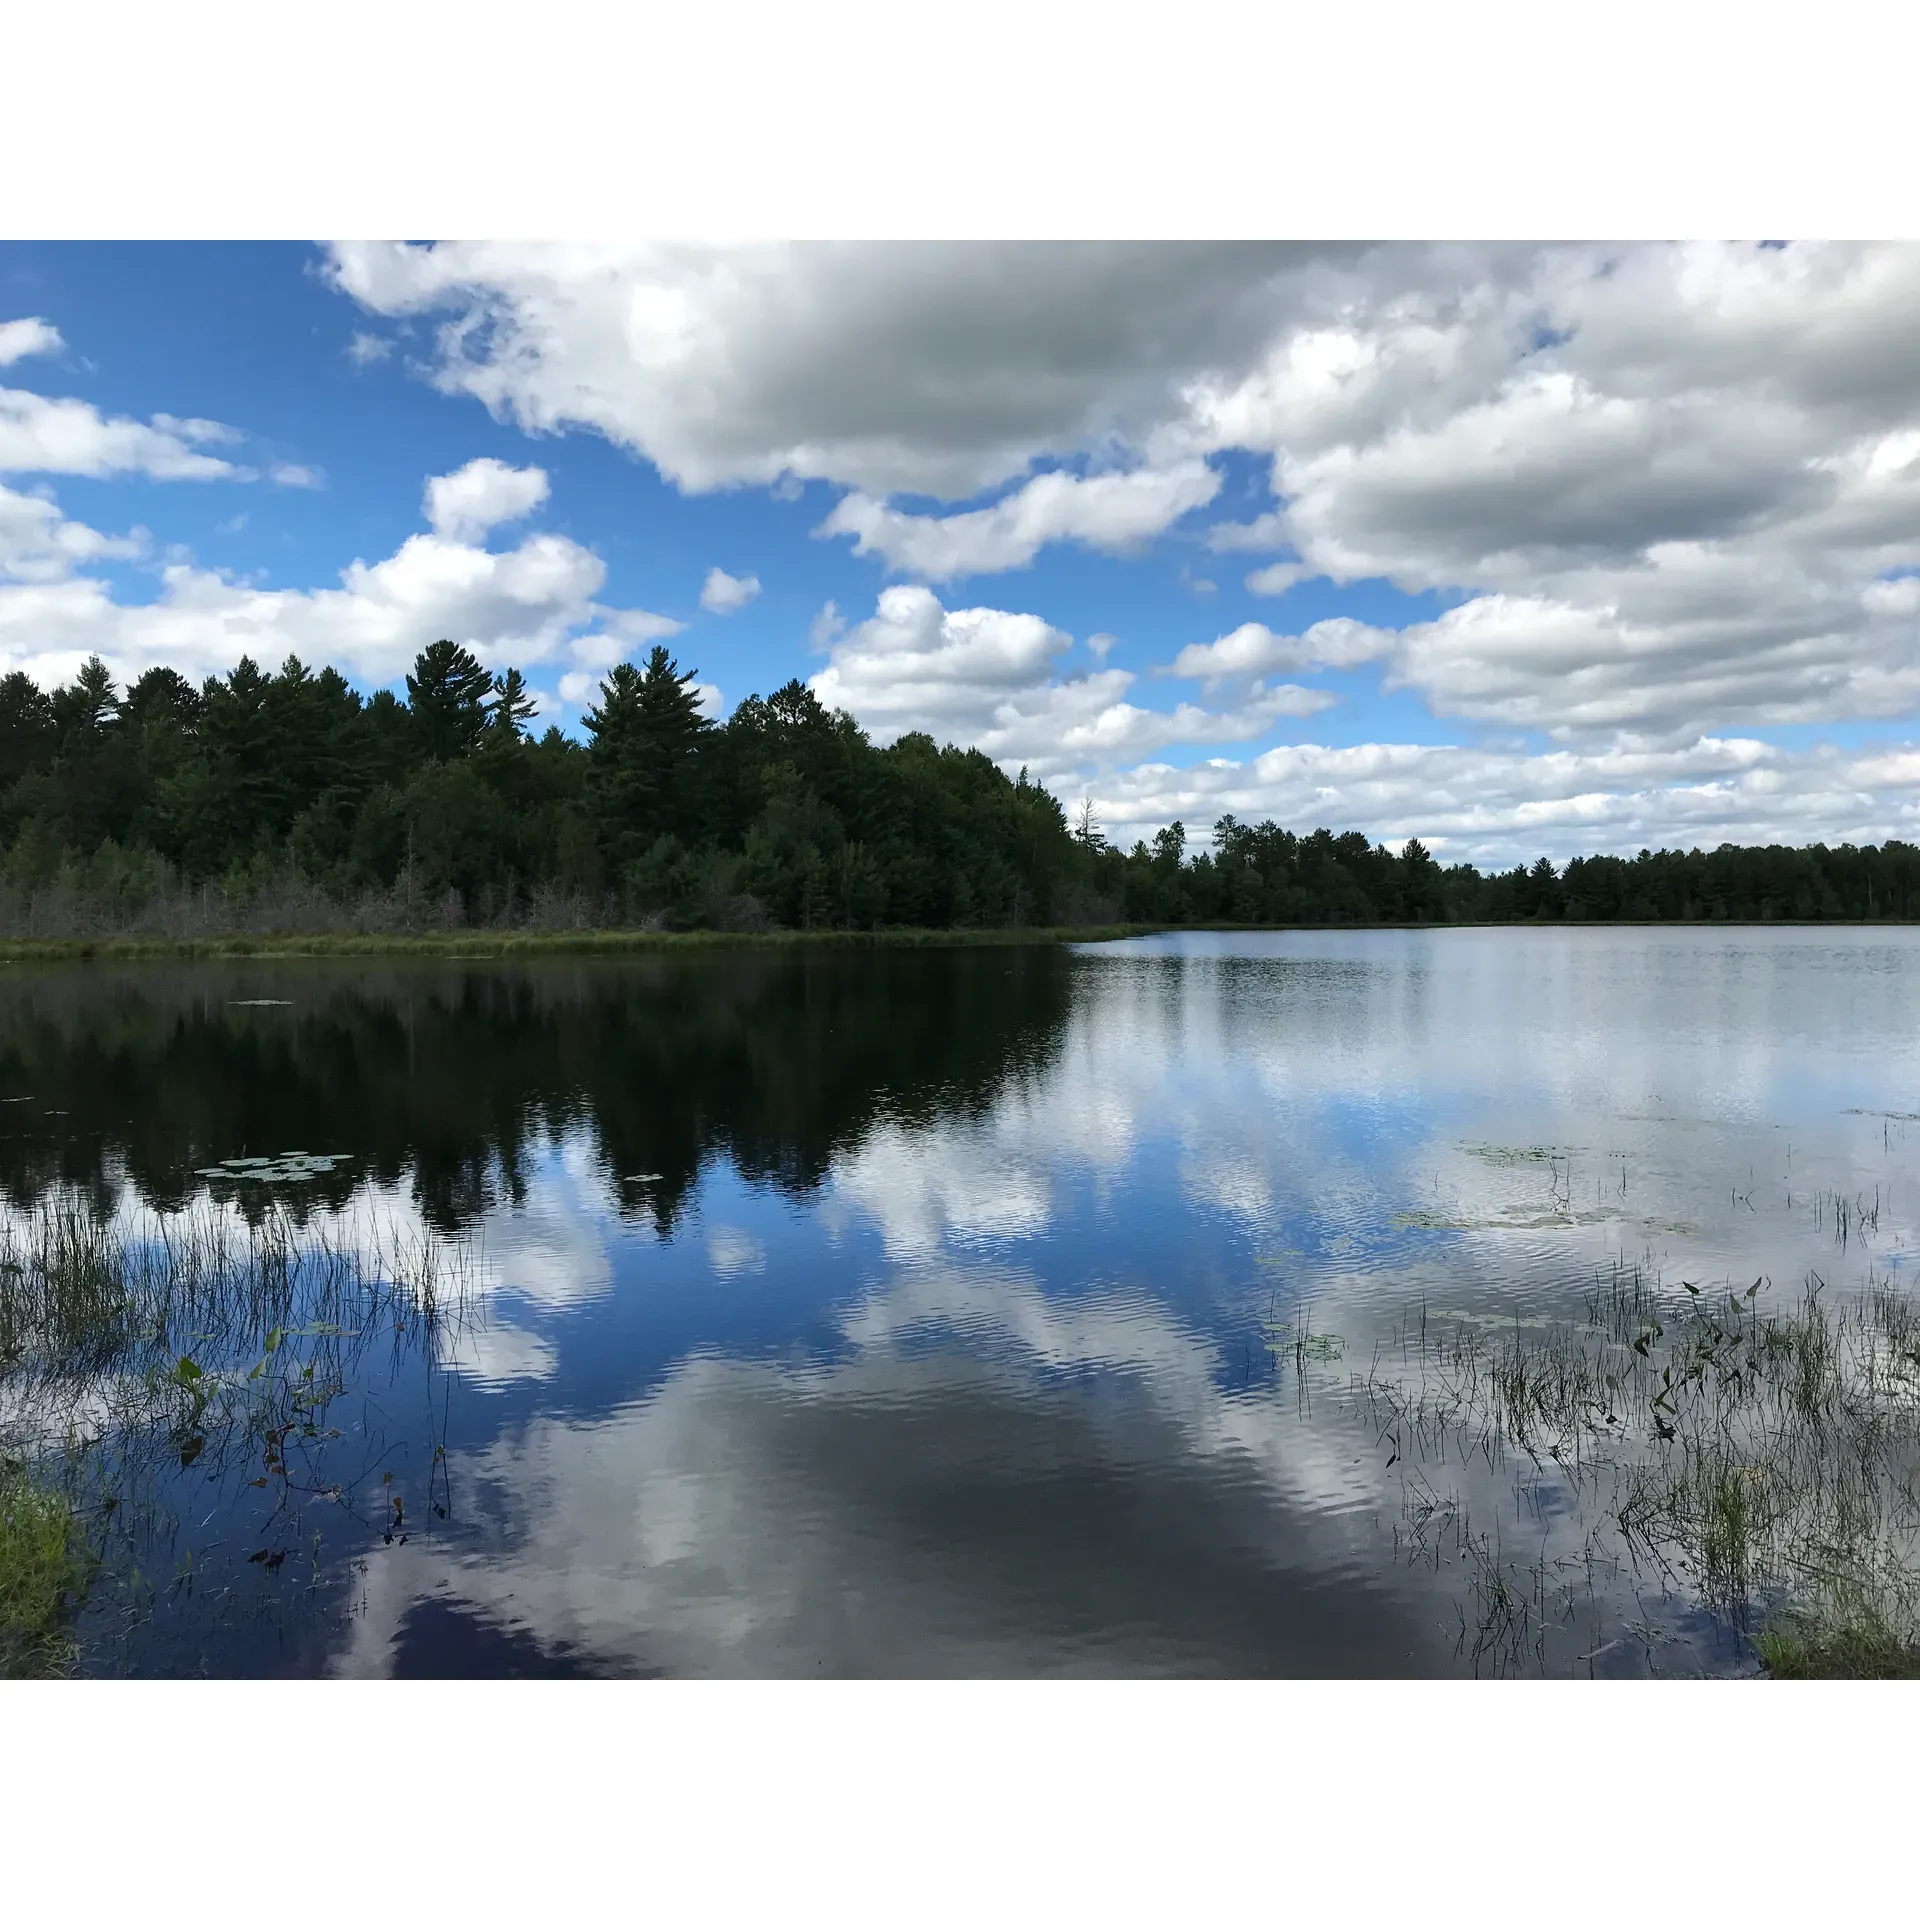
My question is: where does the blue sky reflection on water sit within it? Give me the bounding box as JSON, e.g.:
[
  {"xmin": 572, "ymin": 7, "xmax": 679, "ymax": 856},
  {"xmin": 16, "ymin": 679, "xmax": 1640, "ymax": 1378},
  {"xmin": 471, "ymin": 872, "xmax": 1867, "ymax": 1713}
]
[{"xmin": 16, "ymin": 927, "xmax": 1920, "ymax": 1675}]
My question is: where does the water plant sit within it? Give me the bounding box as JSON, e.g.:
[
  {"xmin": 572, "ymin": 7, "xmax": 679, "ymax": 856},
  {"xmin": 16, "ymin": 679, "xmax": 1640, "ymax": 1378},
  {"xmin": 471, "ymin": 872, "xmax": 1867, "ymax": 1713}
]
[
  {"xmin": 0, "ymin": 1191, "xmax": 472, "ymax": 1675},
  {"xmin": 1310, "ymin": 1259, "xmax": 1920, "ymax": 1676},
  {"xmin": 0, "ymin": 1458, "xmax": 92, "ymax": 1676}
]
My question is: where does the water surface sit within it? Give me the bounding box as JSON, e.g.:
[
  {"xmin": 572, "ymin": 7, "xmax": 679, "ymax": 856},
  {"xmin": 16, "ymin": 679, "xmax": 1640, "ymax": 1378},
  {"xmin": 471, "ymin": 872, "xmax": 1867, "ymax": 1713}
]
[{"xmin": 8, "ymin": 926, "xmax": 1919, "ymax": 1677}]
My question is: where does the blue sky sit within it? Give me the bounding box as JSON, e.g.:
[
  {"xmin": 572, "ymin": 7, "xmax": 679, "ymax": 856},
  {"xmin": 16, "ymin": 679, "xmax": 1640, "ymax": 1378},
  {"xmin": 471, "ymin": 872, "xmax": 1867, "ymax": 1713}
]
[{"xmin": 4, "ymin": 240, "xmax": 1920, "ymax": 867}]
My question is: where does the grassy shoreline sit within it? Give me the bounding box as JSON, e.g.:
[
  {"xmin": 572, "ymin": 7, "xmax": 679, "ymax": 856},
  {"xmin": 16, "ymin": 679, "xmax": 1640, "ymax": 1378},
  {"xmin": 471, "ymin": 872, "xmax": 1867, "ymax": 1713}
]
[
  {"xmin": 3, "ymin": 918, "xmax": 1918, "ymax": 964},
  {"xmin": 0, "ymin": 925, "xmax": 1154, "ymax": 963}
]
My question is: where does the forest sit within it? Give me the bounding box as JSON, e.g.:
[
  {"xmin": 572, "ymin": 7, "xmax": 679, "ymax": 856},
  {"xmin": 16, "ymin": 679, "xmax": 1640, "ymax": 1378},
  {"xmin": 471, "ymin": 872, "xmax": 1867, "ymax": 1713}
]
[{"xmin": 4, "ymin": 642, "xmax": 1920, "ymax": 937}]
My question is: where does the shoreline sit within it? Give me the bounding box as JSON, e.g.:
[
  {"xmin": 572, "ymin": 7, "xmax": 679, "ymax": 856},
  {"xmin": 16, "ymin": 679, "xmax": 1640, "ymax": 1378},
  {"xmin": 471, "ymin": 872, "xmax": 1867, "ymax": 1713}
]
[{"xmin": 3, "ymin": 918, "xmax": 1920, "ymax": 963}]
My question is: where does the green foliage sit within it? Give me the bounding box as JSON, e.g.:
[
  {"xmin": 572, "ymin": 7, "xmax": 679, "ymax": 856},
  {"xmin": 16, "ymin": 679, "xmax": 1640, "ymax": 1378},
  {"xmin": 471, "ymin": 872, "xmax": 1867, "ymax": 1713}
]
[
  {"xmin": 0, "ymin": 1462, "xmax": 90, "ymax": 1677},
  {"xmin": 1757, "ymin": 1607, "xmax": 1920, "ymax": 1678},
  {"xmin": 6, "ymin": 641, "xmax": 1920, "ymax": 936},
  {"xmin": 406, "ymin": 640, "xmax": 493, "ymax": 763},
  {"xmin": 584, "ymin": 645, "xmax": 712, "ymax": 863}
]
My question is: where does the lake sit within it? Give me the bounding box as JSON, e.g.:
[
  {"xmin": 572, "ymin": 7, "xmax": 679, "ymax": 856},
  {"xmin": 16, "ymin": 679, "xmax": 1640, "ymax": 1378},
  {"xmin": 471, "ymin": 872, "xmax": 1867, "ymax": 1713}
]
[{"xmin": 7, "ymin": 925, "xmax": 1920, "ymax": 1677}]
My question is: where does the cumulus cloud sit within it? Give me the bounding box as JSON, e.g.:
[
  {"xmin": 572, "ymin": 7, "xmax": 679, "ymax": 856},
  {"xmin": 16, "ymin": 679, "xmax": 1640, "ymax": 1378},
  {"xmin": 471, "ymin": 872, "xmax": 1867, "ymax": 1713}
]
[
  {"xmin": 1205, "ymin": 511, "xmax": 1290, "ymax": 552},
  {"xmin": 1083, "ymin": 733, "xmax": 1920, "ymax": 871},
  {"xmin": 809, "ymin": 585, "xmax": 1326, "ymax": 779},
  {"xmin": 603, "ymin": 604, "xmax": 687, "ymax": 643},
  {"xmin": 565, "ymin": 607, "xmax": 690, "ymax": 672},
  {"xmin": 424, "ymin": 457, "xmax": 550, "ymax": 542},
  {"xmin": 1244, "ymin": 561, "xmax": 1308, "ymax": 596},
  {"xmin": 1169, "ymin": 618, "xmax": 1394, "ymax": 686},
  {"xmin": 700, "ymin": 566, "xmax": 759, "ymax": 614},
  {"xmin": 323, "ymin": 241, "xmax": 1920, "ymax": 754},
  {"xmin": 808, "ymin": 600, "xmax": 845, "ymax": 649},
  {"xmin": 0, "ymin": 462, "xmax": 659, "ymax": 695},
  {"xmin": 0, "ymin": 318, "xmax": 62, "ymax": 367},
  {"xmin": 346, "ymin": 331, "xmax": 393, "ymax": 367},
  {"xmin": 1177, "ymin": 245, "xmax": 1920, "ymax": 739},
  {"xmin": 816, "ymin": 461, "xmax": 1221, "ymax": 579},
  {"xmin": 0, "ymin": 385, "xmax": 250, "ymax": 480},
  {"xmin": 324, "ymin": 241, "xmax": 1351, "ymax": 498},
  {"xmin": 0, "ymin": 483, "xmax": 144, "ymax": 584}
]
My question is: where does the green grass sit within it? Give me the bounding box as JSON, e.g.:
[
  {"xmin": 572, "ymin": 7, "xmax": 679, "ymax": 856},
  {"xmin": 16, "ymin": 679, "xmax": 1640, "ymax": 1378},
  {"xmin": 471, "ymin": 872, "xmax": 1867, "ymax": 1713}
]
[
  {"xmin": 1337, "ymin": 1264, "xmax": 1920, "ymax": 1675},
  {"xmin": 0, "ymin": 1463, "xmax": 90, "ymax": 1678},
  {"xmin": 0, "ymin": 924, "xmax": 1158, "ymax": 963},
  {"xmin": 1757, "ymin": 1604, "xmax": 1920, "ymax": 1678},
  {"xmin": 0, "ymin": 1194, "xmax": 469, "ymax": 1676}
]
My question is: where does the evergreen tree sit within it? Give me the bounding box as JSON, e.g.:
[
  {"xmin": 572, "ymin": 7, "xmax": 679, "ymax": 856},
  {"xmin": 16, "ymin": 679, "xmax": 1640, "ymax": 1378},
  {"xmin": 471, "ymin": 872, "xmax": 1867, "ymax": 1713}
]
[
  {"xmin": 406, "ymin": 641, "xmax": 492, "ymax": 761},
  {"xmin": 0, "ymin": 672, "xmax": 54, "ymax": 789},
  {"xmin": 583, "ymin": 647, "xmax": 710, "ymax": 860},
  {"xmin": 50, "ymin": 656, "xmax": 119, "ymax": 745},
  {"xmin": 123, "ymin": 666, "xmax": 204, "ymax": 732},
  {"xmin": 487, "ymin": 667, "xmax": 540, "ymax": 743}
]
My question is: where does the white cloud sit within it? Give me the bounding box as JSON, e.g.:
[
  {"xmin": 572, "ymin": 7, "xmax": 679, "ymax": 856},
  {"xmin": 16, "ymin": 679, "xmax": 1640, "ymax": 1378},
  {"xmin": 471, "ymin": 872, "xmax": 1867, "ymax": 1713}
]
[
  {"xmin": 816, "ymin": 461, "xmax": 1220, "ymax": 579},
  {"xmin": 1080, "ymin": 732, "xmax": 1920, "ymax": 871},
  {"xmin": 808, "ymin": 599, "xmax": 845, "ymax": 650},
  {"xmin": 604, "ymin": 605, "xmax": 686, "ymax": 643},
  {"xmin": 0, "ymin": 483, "xmax": 144, "ymax": 584},
  {"xmin": 1170, "ymin": 618, "xmax": 1394, "ymax": 686},
  {"xmin": 149, "ymin": 412, "xmax": 242, "ymax": 446},
  {"xmin": 270, "ymin": 462, "xmax": 324, "ymax": 489},
  {"xmin": 1205, "ymin": 511, "xmax": 1290, "ymax": 552},
  {"xmin": 307, "ymin": 241, "xmax": 1920, "ymax": 851},
  {"xmin": 324, "ymin": 241, "xmax": 1344, "ymax": 499},
  {"xmin": 567, "ymin": 634, "xmax": 631, "ymax": 671},
  {"xmin": 0, "ymin": 462, "xmax": 657, "ymax": 694},
  {"xmin": 810, "ymin": 585, "xmax": 1325, "ymax": 778},
  {"xmin": 1244, "ymin": 561, "xmax": 1308, "ymax": 596},
  {"xmin": 0, "ymin": 319, "xmax": 63, "ymax": 368},
  {"xmin": 700, "ymin": 566, "xmax": 760, "ymax": 615},
  {"xmin": 346, "ymin": 331, "xmax": 394, "ymax": 367},
  {"xmin": 423, "ymin": 457, "xmax": 550, "ymax": 542},
  {"xmin": 1178, "ymin": 246, "xmax": 1920, "ymax": 739},
  {"xmin": 565, "ymin": 610, "xmax": 689, "ymax": 673},
  {"xmin": 0, "ymin": 385, "xmax": 249, "ymax": 480},
  {"xmin": 324, "ymin": 241, "xmax": 1920, "ymax": 752}
]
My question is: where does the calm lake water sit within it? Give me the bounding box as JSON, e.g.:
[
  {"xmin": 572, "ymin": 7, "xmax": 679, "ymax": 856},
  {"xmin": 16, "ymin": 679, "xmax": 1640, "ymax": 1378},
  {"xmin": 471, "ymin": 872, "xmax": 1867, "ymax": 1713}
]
[{"xmin": 9, "ymin": 926, "xmax": 1920, "ymax": 1677}]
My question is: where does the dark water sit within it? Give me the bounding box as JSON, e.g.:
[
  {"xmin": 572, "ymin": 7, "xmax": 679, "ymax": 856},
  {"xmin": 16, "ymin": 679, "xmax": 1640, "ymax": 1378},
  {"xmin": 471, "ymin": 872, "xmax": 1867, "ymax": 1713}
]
[{"xmin": 8, "ymin": 927, "xmax": 1920, "ymax": 1677}]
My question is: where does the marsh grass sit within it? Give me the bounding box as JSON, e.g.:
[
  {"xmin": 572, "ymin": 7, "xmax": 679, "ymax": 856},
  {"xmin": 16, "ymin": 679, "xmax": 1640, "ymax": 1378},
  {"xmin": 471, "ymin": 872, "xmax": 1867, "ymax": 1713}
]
[
  {"xmin": 0, "ymin": 1194, "xmax": 473, "ymax": 1672},
  {"xmin": 0, "ymin": 1458, "xmax": 92, "ymax": 1676},
  {"xmin": 1324, "ymin": 1261, "xmax": 1920, "ymax": 1676}
]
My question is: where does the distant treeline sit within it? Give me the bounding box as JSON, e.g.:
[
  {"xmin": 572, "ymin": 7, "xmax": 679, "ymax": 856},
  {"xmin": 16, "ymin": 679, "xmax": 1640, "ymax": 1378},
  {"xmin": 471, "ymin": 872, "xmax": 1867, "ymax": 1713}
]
[{"xmin": 3, "ymin": 644, "xmax": 1918, "ymax": 937}]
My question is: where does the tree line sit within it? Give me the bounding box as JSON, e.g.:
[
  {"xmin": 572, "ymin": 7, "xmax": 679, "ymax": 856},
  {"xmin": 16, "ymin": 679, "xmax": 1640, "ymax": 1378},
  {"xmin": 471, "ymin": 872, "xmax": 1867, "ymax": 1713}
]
[{"xmin": 3, "ymin": 643, "xmax": 1919, "ymax": 934}]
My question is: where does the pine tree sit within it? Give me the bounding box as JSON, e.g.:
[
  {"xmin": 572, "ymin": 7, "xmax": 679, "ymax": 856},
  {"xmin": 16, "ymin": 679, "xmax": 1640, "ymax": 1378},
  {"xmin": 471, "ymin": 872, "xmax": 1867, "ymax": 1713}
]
[
  {"xmin": 123, "ymin": 666, "xmax": 204, "ymax": 732},
  {"xmin": 487, "ymin": 668, "xmax": 540, "ymax": 743},
  {"xmin": 0, "ymin": 672, "xmax": 55, "ymax": 788},
  {"xmin": 406, "ymin": 640, "xmax": 492, "ymax": 761},
  {"xmin": 583, "ymin": 647, "xmax": 710, "ymax": 859},
  {"xmin": 51, "ymin": 656, "xmax": 119, "ymax": 745}
]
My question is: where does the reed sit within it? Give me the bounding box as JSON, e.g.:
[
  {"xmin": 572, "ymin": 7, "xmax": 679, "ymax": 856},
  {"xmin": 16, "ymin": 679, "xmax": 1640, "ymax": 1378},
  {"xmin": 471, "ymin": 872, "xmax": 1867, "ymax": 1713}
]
[
  {"xmin": 1331, "ymin": 1261, "xmax": 1920, "ymax": 1676},
  {"xmin": 0, "ymin": 1193, "xmax": 473, "ymax": 1673}
]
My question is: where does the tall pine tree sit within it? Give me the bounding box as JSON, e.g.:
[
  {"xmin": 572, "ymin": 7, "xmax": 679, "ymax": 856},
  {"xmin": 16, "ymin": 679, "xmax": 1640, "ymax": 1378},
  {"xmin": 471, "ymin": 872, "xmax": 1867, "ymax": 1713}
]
[
  {"xmin": 583, "ymin": 646, "xmax": 710, "ymax": 862},
  {"xmin": 407, "ymin": 641, "xmax": 492, "ymax": 761}
]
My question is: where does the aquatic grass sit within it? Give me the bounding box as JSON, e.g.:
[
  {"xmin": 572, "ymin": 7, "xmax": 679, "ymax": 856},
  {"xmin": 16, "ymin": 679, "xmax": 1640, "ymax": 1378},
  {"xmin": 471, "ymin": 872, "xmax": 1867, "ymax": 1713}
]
[
  {"xmin": 0, "ymin": 1191, "xmax": 478, "ymax": 1674},
  {"xmin": 1318, "ymin": 1260, "xmax": 1920, "ymax": 1675},
  {"xmin": 1755, "ymin": 1587, "xmax": 1920, "ymax": 1678},
  {"xmin": 0, "ymin": 1459, "xmax": 92, "ymax": 1677}
]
